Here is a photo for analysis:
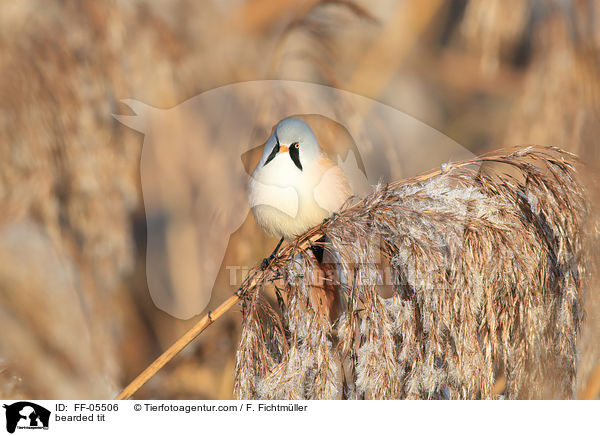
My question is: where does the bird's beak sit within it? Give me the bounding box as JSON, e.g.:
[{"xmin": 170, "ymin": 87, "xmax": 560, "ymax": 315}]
[{"xmin": 279, "ymin": 145, "xmax": 289, "ymax": 153}]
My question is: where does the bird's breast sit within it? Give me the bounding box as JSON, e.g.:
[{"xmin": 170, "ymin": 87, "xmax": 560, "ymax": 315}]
[{"xmin": 248, "ymin": 155, "xmax": 350, "ymax": 239}]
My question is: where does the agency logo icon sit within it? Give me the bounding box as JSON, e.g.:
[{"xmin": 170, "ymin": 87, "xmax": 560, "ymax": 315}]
[
  {"xmin": 2, "ymin": 402, "xmax": 50, "ymax": 434},
  {"xmin": 114, "ymin": 80, "xmax": 477, "ymax": 319}
]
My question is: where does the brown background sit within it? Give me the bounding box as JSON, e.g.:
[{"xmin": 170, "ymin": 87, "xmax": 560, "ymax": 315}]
[{"xmin": 0, "ymin": 0, "xmax": 598, "ymax": 399}]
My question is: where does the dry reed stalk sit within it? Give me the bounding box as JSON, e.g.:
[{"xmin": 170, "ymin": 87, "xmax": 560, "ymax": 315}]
[
  {"xmin": 494, "ymin": 2, "xmax": 600, "ymax": 397},
  {"xmin": 115, "ymin": 231, "xmax": 325, "ymax": 399},
  {"xmin": 115, "ymin": 291, "xmax": 242, "ymax": 400},
  {"xmin": 234, "ymin": 145, "xmax": 594, "ymax": 399},
  {"xmin": 343, "ymin": 0, "xmax": 443, "ymax": 113},
  {"xmin": 460, "ymin": 0, "xmax": 531, "ymax": 73},
  {"xmin": 118, "ymin": 145, "xmax": 594, "ymax": 400}
]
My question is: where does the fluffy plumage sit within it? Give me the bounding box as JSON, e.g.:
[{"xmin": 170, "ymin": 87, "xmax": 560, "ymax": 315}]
[{"xmin": 248, "ymin": 118, "xmax": 351, "ymax": 240}]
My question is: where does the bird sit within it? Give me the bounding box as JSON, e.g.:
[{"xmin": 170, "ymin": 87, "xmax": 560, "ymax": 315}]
[
  {"xmin": 249, "ymin": 117, "xmax": 353, "ymax": 321},
  {"xmin": 248, "ymin": 117, "xmax": 352, "ymax": 261}
]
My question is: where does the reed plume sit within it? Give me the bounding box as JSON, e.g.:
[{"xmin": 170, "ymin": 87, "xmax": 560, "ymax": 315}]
[{"xmin": 234, "ymin": 146, "xmax": 595, "ymax": 400}]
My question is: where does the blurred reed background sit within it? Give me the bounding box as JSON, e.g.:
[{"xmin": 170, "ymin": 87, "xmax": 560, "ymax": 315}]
[{"xmin": 0, "ymin": 0, "xmax": 598, "ymax": 399}]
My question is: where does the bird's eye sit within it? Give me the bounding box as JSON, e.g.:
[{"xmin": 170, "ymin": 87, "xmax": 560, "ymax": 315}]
[{"xmin": 292, "ymin": 142, "xmax": 299, "ymax": 149}]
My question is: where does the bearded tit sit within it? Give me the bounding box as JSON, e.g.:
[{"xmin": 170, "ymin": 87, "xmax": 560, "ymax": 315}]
[{"xmin": 248, "ymin": 117, "xmax": 352, "ymax": 257}]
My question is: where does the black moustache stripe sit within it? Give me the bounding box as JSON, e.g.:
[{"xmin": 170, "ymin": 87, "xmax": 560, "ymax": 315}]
[
  {"xmin": 289, "ymin": 145, "xmax": 302, "ymax": 171},
  {"xmin": 264, "ymin": 135, "xmax": 280, "ymax": 167}
]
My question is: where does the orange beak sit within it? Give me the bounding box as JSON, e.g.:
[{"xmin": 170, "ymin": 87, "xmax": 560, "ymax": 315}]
[{"xmin": 279, "ymin": 145, "xmax": 289, "ymax": 153}]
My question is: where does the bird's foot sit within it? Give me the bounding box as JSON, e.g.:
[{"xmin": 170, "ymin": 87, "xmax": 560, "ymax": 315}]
[
  {"xmin": 321, "ymin": 212, "xmax": 340, "ymax": 226},
  {"xmin": 261, "ymin": 237, "xmax": 284, "ymax": 269},
  {"xmin": 261, "ymin": 255, "xmax": 274, "ymax": 270}
]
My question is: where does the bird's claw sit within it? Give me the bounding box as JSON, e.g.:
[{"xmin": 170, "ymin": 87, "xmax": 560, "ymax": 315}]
[
  {"xmin": 322, "ymin": 212, "xmax": 340, "ymax": 226},
  {"xmin": 261, "ymin": 255, "xmax": 274, "ymax": 270}
]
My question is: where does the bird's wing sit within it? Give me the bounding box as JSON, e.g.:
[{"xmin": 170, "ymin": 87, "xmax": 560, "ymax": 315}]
[{"xmin": 313, "ymin": 157, "xmax": 352, "ymax": 215}]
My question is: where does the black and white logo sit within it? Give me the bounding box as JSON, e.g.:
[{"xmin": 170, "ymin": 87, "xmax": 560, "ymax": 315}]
[{"xmin": 2, "ymin": 402, "xmax": 50, "ymax": 434}]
